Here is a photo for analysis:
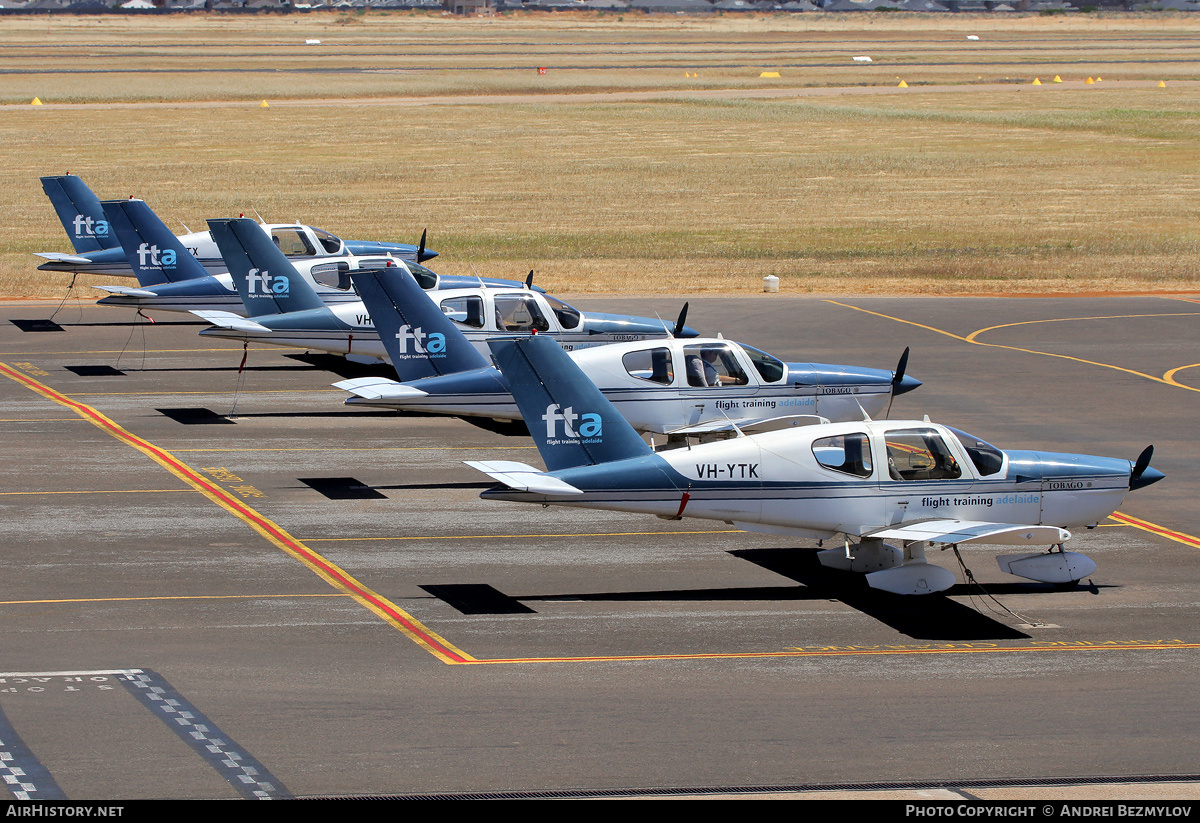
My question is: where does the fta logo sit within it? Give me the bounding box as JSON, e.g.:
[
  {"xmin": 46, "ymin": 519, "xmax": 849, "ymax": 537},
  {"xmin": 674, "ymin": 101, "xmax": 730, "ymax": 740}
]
[
  {"xmin": 395, "ymin": 325, "xmax": 446, "ymax": 358},
  {"xmin": 72, "ymin": 214, "xmax": 109, "ymax": 239},
  {"xmin": 542, "ymin": 403, "xmax": 602, "ymax": 440},
  {"xmin": 246, "ymin": 268, "xmax": 289, "ymax": 297},
  {"xmin": 136, "ymin": 243, "xmax": 176, "ymax": 269}
]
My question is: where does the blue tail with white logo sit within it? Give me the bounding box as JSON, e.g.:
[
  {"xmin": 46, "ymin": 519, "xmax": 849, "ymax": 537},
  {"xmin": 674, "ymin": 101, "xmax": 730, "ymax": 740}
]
[
  {"xmin": 350, "ymin": 264, "xmax": 490, "ymax": 382},
  {"xmin": 101, "ymin": 199, "xmax": 210, "ymax": 287},
  {"xmin": 490, "ymin": 335, "xmax": 652, "ymax": 471},
  {"xmin": 41, "ymin": 175, "xmax": 120, "ymax": 254},
  {"xmin": 207, "ymin": 218, "xmax": 326, "ymax": 317}
]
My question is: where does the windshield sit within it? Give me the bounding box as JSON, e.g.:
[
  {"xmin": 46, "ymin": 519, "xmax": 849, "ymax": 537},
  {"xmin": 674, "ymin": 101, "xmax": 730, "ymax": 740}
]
[
  {"xmin": 543, "ymin": 295, "xmax": 581, "ymax": 330},
  {"xmin": 407, "ymin": 261, "xmax": 439, "ymax": 290},
  {"xmin": 311, "ymin": 228, "xmax": 343, "ymax": 254},
  {"xmin": 742, "ymin": 345, "xmax": 785, "ymax": 383},
  {"xmin": 946, "ymin": 427, "xmax": 1005, "ymax": 476}
]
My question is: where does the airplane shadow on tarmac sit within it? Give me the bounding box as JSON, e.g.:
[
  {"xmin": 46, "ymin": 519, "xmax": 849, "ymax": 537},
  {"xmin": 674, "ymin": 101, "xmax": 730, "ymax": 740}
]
[
  {"xmin": 730, "ymin": 548, "xmax": 1032, "ymax": 640},
  {"xmin": 422, "ymin": 547, "xmax": 1117, "ymax": 640}
]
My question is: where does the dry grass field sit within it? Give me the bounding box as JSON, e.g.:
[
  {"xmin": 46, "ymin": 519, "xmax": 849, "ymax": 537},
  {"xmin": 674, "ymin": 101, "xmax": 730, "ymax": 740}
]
[{"xmin": 1, "ymin": 12, "xmax": 1199, "ymax": 297}]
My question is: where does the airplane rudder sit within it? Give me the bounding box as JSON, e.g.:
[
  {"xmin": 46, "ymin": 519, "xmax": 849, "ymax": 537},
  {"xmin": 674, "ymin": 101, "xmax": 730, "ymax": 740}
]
[
  {"xmin": 365, "ymin": 265, "xmax": 490, "ymax": 376},
  {"xmin": 496, "ymin": 335, "xmax": 650, "ymax": 470},
  {"xmin": 42, "ymin": 175, "xmax": 116, "ymax": 253},
  {"xmin": 114, "ymin": 200, "xmax": 209, "ymax": 284}
]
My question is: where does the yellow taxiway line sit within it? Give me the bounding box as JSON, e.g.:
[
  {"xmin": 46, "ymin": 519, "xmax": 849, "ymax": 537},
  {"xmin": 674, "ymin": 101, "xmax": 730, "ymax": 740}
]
[
  {"xmin": 3, "ymin": 363, "xmax": 1197, "ymax": 667},
  {"xmin": 826, "ymin": 301, "xmax": 1200, "ymax": 393}
]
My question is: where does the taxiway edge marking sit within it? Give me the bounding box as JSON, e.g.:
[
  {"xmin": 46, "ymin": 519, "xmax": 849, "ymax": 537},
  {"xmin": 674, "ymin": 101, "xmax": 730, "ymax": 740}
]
[{"xmin": 0, "ymin": 362, "xmax": 474, "ymax": 665}]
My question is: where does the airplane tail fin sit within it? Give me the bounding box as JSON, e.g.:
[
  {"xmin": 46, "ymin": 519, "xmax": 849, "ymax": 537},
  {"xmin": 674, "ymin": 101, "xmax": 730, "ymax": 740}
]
[
  {"xmin": 40, "ymin": 175, "xmax": 120, "ymax": 254},
  {"xmin": 490, "ymin": 335, "xmax": 651, "ymax": 471},
  {"xmin": 350, "ymin": 264, "xmax": 490, "ymax": 381},
  {"xmin": 100, "ymin": 199, "xmax": 210, "ymax": 287},
  {"xmin": 207, "ymin": 218, "xmax": 326, "ymax": 317}
]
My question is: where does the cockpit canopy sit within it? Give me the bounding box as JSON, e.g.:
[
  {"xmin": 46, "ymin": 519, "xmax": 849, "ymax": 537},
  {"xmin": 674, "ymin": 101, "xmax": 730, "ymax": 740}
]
[{"xmin": 810, "ymin": 425, "xmax": 1006, "ymax": 481}]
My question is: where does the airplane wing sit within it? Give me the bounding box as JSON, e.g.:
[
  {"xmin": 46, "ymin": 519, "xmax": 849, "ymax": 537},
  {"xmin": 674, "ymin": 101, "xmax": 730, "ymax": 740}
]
[
  {"xmin": 34, "ymin": 252, "xmax": 95, "ymax": 264},
  {"xmin": 95, "ymin": 284, "xmax": 159, "ymax": 298},
  {"xmin": 189, "ymin": 310, "xmax": 272, "ymax": 334},
  {"xmin": 332, "ymin": 376, "xmax": 429, "ymax": 401},
  {"xmin": 663, "ymin": 414, "xmax": 830, "ymax": 437},
  {"xmin": 463, "ymin": 460, "xmax": 583, "ymax": 495},
  {"xmin": 862, "ymin": 519, "xmax": 1071, "ymax": 546}
]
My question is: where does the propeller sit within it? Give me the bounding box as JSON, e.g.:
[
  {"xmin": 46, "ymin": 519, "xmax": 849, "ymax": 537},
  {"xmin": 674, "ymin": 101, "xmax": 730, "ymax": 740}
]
[
  {"xmin": 416, "ymin": 228, "xmax": 435, "ymax": 263},
  {"xmin": 1128, "ymin": 444, "xmax": 1165, "ymax": 491},
  {"xmin": 884, "ymin": 346, "xmax": 911, "ymax": 419},
  {"xmin": 525, "ymin": 270, "xmax": 535, "ymax": 290},
  {"xmin": 672, "ymin": 302, "xmax": 690, "ymax": 338},
  {"xmin": 893, "ymin": 347, "xmax": 910, "ymax": 389}
]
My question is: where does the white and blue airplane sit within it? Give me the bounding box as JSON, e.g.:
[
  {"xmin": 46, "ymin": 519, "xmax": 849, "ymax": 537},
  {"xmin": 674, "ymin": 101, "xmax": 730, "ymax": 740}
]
[
  {"xmin": 336, "ymin": 264, "xmax": 920, "ymax": 441},
  {"xmin": 193, "ymin": 219, "xmax": 693, "ymax": 362},
  {"xmin": 465, "ymin": 335, "xmax": 1164, "ymax": 596},
  {"xmin": 34, "ymin": 173, "xmax": 436, "ymax": 278},
  {"xmin": 91, "ymin": 200, "xmax": 534, "ymax": 317}
]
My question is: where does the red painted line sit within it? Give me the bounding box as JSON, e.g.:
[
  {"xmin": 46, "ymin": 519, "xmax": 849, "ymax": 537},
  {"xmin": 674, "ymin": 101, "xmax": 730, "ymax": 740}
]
[
  {"xmin": 0, "ymin": 362, "xmax": 472, "ymax": 664},
  {"xmin": 1110, "ymin": 512, "xmax": 1200, "ymax": 549}
]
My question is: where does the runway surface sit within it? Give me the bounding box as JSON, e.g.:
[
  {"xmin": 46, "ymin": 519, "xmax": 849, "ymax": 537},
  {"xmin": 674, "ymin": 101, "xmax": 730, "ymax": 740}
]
[{"xmin": 0, "ymin": 293, "xmax": 1197, "ymax": 799}]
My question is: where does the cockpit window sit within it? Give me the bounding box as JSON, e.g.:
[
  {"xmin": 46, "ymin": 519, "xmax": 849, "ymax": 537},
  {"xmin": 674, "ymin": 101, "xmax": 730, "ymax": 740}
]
[
  {"xmin": 494, "ymin": 295, "xmax": 549, "ymax": 332},
  {"xmin": 440, "ymin": 295, "xmax": 485, "ymax": 328},
  {"xmin": 947, "ymin": 427, "xmax": 1005, "ymax": 477},
  {"xmin": 622, "ymin": 348, "xmax": 674, "ymax": 385},
  {"xmin": 812, "ymin": 433, "xmax": 873, "ymax": 478},
  {"xmin": 742, "ymin": 345, "xmax": 785, "ymax": 383},
  {"xmin": 407, "ymin": 261, "xmax": 439, "ymax": 290},
  {"xmin": 544, "ymin": 295, "xmax": 581, "ymax": 330},
  {"xmin": 884, "ymin": 428, "xmax": 962, "ymax": 481},
  {"xmin": 682, "ymin": 344, "xmax": 748, "ymax": 387},
  {"xmin": 311, "ymin": 228, "xmax": 343, "ymax": 255},
  {"xmin": 271, "ymin": 228, "xmax": 316, "ymax": 257}
]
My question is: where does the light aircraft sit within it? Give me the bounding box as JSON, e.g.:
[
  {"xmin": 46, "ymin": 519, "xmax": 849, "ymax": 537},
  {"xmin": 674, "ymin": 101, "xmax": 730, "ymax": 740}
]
[
  {"xmin": 465, "ymin": 335, "xmax": 1164, "ymax": 595},
  {"xmin": 34, "ymin": 174, "xmax": 436, "ymax": 278},
  {"xmin": 92, "ymin": 200, "xmax": 531, "ymax": 317},
  {"xmin": 336, "ymin": 264, "xmax": 919, "ymax": 441},
  {"xmin": 195, "ymin": 220, "xmax": 694, "ymax": 362}
]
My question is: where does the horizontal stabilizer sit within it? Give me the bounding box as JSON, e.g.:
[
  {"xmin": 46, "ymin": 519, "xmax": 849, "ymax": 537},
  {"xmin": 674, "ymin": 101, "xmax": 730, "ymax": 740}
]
[
  {"xmin": 34, "ymin": 252, "xmax": 94, "ymax": 264},
  {"xmin": 332, "ymin": 376, "xmax": 428, "ymax": 401},
  {"xmin": 190, "ymin": 310, "xmax": 272, "ymax": 334},
  {"xmin": 864, "ymin": 520, "xmax": 1071, "ymax": 546},
  {"xmin": 664, "ymin": 414, "xmax": 831, "ymax": 437},
  {"xmin": 464, "ymin": 460, "xmax": 583, "ymax": 495},
  {"xmin": 96, "ymin": 284, "xmax": 159, "ymax": 298}
]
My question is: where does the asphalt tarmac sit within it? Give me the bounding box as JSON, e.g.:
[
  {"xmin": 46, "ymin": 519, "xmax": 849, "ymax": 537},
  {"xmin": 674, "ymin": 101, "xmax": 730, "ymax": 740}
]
[{"xmin": 0, "ymin": 293, "xmax": 1197, "ymax": 800}]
